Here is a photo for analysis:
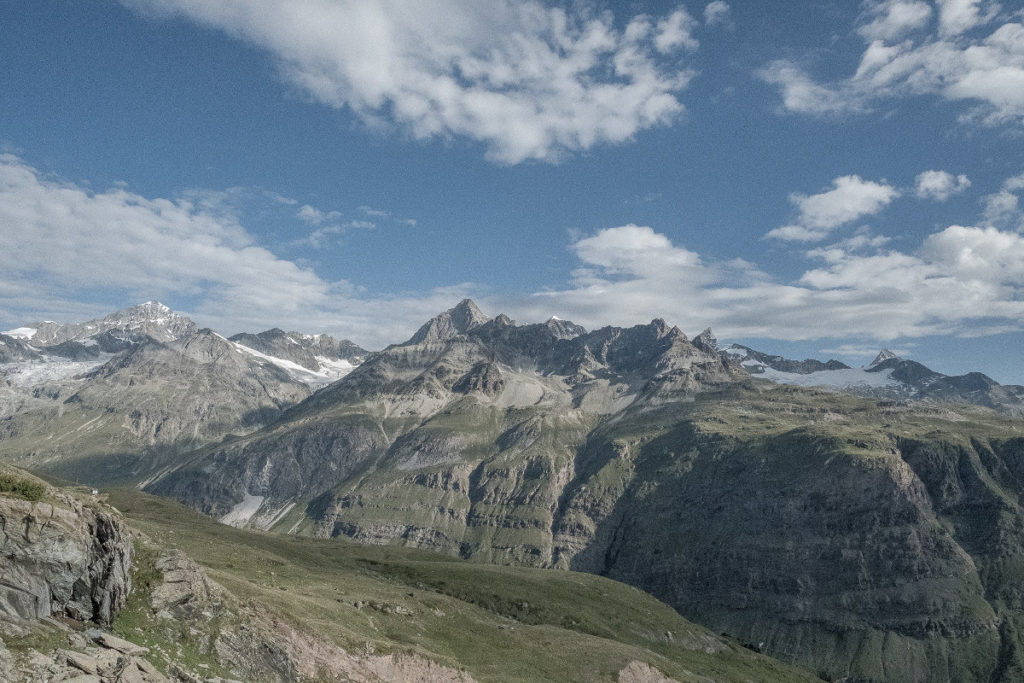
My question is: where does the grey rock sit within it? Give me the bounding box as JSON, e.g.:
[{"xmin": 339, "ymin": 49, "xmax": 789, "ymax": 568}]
[
  {"xmin": 62, "ymin": 649, "xmax": 99, "ymax": 674},
  {"xmin": 404, "ymin": 299, "xmax": 490, "ymax": 345},
  {"xmin": 0, "ymin": 477, "xmax": 131, "ymax": 626},
  {"xmin": 92, "ymin": 632, "xmax": 148, "ymax": 655}
]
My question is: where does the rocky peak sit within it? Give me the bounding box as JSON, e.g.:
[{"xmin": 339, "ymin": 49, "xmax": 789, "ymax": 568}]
[
  {"xmin": 176, "ymin": 328, "xmax": 237, "ymax": 364},
  {"xmin": 544, "ymin": 316, "xmax": 587, "ymax": 340},
  {"xmin": 869, "ymin": 349, "xmax": 899, "ymax": 367},
  {"xmin": 20, "ymin": 301, "xmax": 197, "ymax": 347},
  {"xmin": 406, "ymin": 299, "xmax": 490, "ymax": 345},
  {"xmin": 693, "ymin": 328, "xmax": 717, "ymax": 353}
]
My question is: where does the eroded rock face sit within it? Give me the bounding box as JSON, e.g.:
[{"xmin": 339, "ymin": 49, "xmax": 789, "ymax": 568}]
[{"xmin": 0, "ymin": 489, "xmax": 132, "ymax": 626}]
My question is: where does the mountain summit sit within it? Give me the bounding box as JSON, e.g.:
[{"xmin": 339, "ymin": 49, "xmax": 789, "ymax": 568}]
[
  {"xmin": 14, "ymin": 301, "xmax": 197, "ymax": 347},
  {"xmin": 405, "ymin": 298, "xmax": 490, "ymax": 344},
  {"xmin": 869, "ymin": 349, "xmax": 899, "ymax": 366}
]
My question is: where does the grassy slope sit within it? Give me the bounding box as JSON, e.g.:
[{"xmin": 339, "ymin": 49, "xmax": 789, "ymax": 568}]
[{"xmin": 106, "ymin": 488, "xmax": 817, "ymax": 683}]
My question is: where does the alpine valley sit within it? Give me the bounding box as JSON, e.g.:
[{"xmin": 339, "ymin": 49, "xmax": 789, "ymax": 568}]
[{"xmin": 3, "ymin": 300, "xmax": 1024, "ymax": 682}]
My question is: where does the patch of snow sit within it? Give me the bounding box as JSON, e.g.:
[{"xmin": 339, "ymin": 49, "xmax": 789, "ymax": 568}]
[
  {"xmin": 3, "ymin": 327, "xmax": 37, "ymax": 339},
  {"xmin": 315, "ymin": 355, "xmax": 355, "ymax": 376},
  {"xmin": 232, "ymin": 341, "xmax": 355, "ymax": 385},
  {"xmin": 723, "ymin": 346, "xmax": 747, "ymax": 358},
  {"xmin": 219, "ymin": 494, "xmax": 265, "ymax": 528},
  {"xmin": 755, "ymin": 366, "xmax": 902, "ymax": 390},
  {"xmin": 0, "ymin": 354, "xmax": 111, "ymax": 387}
]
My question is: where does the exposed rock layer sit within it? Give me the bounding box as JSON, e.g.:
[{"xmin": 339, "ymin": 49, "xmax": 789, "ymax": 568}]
[{"xmin": 0, "ymin": 478, "xmax": 131, "ymax": 626}]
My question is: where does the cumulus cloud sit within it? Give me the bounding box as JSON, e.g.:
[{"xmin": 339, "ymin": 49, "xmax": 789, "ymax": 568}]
[
  {"xmin": 703, "ymin": 1, "xmax": 732, "ymax": 28},
  {"xmin": 121, "ymin": 0, "xmax": 700, "ymax": 164},
  {"xmin": 935, "ymin": 0, "xmax": 1000, "ymax": 37},
  {"xmin": 857, "ymin": 0, "xmax": 933, "ymax": 41},
  {"xmin": 503, "ymin": 222, "xmax": 1024, "ymax": 342},
  {"xmin": 571, "ymin": 224, "xmax": 701, "ymax": 276},
  {"xmin": 766, "ymin": 175, "xmax": 899, "ymax": 241},
  {"xmin": 983, "ymin": 171, "xmax": 1024, "ymax": 227},
  {"xmin": 759, "ymin": 1, "xmax": 1024, "ymax": 126},
  {"xmin": 914, "ymin": 169, "xmax": 971, "ymax": 200}
]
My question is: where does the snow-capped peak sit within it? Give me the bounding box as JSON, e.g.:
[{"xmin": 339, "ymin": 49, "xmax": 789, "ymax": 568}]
[{"xmin": 869, "ymin": 349, "xmax": 899, "ymax": 367}]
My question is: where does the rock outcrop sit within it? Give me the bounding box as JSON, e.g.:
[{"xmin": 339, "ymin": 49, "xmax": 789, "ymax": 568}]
[{"xmin": 0, "ymin": 473, "xmax": 131, "ymax": 626}]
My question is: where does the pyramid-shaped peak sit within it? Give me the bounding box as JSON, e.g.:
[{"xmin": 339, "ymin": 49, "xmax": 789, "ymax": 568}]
[
  {"xmin": 869, "ymin": 349, "xmax": 899, "ymax": 366},
  {"xmin": 406, "ymin": 299, "xmax": 491, "ymax": 345},
  {"xmin": 451, "ymin": 299, "xmax": 489, "ymax": 327},
  {"xmin": 693, "ymin": 328, "xmax": 718, "ymax": 353}
]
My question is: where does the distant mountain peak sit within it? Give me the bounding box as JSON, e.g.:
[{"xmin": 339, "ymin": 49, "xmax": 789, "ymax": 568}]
[
  {"xmin": 545, "ymin": 316, "xmax": 587, "ymax": 340},
  {"xmin": 693, "ymin": 328, "xmax": 717, "ymax": 353},
  {"xmin": 452, "ymin": 298, "xmax": 488, "ymax": 323},
  {"xmin": 18, "ymin": 302, "xmax": 197, "ymax": 347},
  {"xmin": 406, "ymin": 299, "xmax": 491, "ymax": 345},
  {"xmin": 138, "ymin": 300, "xmax": 171, "ymax": 311},
  {"xmin": 869, "ymin": 349, "xmax": 899, "ymax": 367}
]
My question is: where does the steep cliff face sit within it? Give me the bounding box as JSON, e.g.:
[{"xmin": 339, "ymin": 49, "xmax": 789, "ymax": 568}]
[
  {"xmin": 549, "ymin": 402, "xmax": 1014, "ymax": 682},
  {"xmin": 0, "ymin": 472, "xmax": 131, "ymax": 626}
]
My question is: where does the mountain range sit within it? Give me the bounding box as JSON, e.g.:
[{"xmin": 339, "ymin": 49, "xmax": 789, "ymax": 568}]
[{"xmin": 3, "ymin": 300, "xmax": 1024, "ymax": 681}]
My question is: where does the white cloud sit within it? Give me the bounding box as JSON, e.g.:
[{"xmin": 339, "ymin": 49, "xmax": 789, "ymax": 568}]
[
  {"xmin": 983, "ymin": 190, "xmax": 1018, "ymax": 222},
  {"xmin": 1002, "ymin": 172, "xmax": 1024, "ymax": 192},
  {"xmin": 982, "ymin": 171, "xmax": 1024, "ymax": 226},
  {"xmin": 758, "ymin": 62, "xmax": 863, "ymax": 115},
  {"xmin": 914, "ymin": 169, "xmax": 971, "ymax": 200},
  {"xmin": 936, "ymin": 0, "xmax": 1000, "ymax": 37},
  {"xmin": 571, "ymin": 224, "xmax": 701, "ymax": 276},
  {"xmin": 0, "ymin": 154, "xmax": 329, "ymax": 315},
  {"xmin": 766, "ymin": 175, "xmax": 899, "ymax": 241},
  {"xmin": 805, "ymin": 231, "xmax": 892, "ymax": 263},
  {"xmin": 0, "ymin": 154, "xmax": 465, "ymax": 348},
  {"xmin": 654, "ymin": 9, "xmax": 700, "ymax": 53},
  {"xmin": 296, "ymin": 204, "xmax": 342, "ymax": 225},
  {"xmin": 499, "ymin": 223, "xmax": 1024, "ymax": 342},
  {"xmin": 764, "ymin": 225, "xmax": 832, "ymax": 242},
  {"xmin": 359, "ymin": 206, "xmax": 390, "ymax": 218},
  {"xmin": 858, "ymin": 0, "xmax": 933, "ymax": 41},
  {"xmin": 703, "ymin": 1, "xmax": 732, "ymax": 27},
  {"xmin": 760, "ymin": 3, "xmax": 1024, "ymax": 126},
  {"xmin": 121, "ymin": 0, "xmax": 700, "ymax": 165}
]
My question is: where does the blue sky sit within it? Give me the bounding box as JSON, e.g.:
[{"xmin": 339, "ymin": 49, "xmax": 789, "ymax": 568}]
[{"xmin": 1, "ymin": 0, "xmax": 1023, "ymax": 382}]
